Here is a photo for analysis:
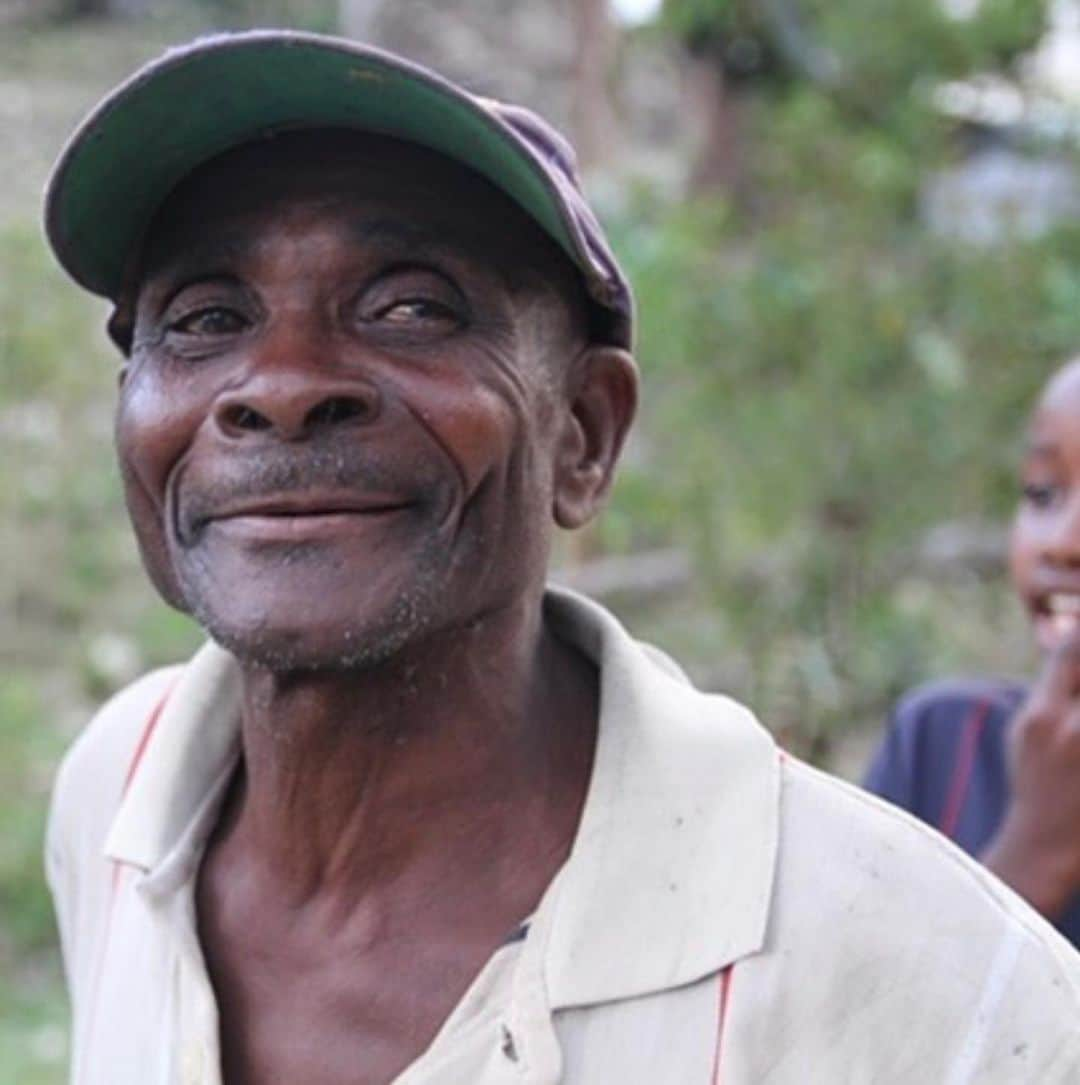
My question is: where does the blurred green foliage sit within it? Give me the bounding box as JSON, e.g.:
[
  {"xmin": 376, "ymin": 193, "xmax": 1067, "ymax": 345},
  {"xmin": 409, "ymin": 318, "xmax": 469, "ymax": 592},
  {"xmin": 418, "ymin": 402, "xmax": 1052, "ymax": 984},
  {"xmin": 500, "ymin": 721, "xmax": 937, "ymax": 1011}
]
[
  {"xmin": 601, "ymin": 58, "xmax": 1080, "ymax": 746},
  {"xmin": 608, "ymin": 191, "xmax": 1080, "ymax": 735},
  {"xmin": 663, "ymin": 0, "xmax": 1047, "ymax": 108}
]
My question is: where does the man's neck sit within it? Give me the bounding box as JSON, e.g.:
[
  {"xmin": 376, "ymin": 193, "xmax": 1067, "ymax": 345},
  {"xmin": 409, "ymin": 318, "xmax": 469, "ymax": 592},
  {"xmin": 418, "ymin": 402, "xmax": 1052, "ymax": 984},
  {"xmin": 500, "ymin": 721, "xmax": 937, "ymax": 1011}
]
[{"xmin": 213, "ymin": 592, "xmax": 598, "ymax": 917}]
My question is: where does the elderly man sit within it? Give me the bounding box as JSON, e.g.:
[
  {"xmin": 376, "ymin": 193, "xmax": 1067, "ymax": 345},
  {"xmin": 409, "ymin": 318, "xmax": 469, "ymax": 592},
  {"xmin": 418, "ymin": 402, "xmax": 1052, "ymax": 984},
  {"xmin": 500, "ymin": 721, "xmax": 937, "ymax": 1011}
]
[{"xmin": 44, "ymin": 30, "xmax": 1078, "ymax": 1085}]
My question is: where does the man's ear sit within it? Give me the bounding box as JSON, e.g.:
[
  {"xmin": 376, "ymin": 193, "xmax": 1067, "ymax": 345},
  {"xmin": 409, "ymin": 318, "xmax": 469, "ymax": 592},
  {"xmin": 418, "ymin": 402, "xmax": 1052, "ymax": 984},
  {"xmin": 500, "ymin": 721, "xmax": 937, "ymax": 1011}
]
[{"xmin": 553, "ymin": 346, "xmax": 638, "ymax": 530}]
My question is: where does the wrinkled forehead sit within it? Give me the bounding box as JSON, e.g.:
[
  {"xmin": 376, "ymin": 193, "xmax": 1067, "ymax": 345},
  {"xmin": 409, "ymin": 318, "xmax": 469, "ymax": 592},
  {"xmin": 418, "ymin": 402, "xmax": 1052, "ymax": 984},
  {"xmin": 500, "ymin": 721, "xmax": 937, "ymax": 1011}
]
[{"xmin": 134, "ymin": 128, "xmax": 581, "ymax": 298}]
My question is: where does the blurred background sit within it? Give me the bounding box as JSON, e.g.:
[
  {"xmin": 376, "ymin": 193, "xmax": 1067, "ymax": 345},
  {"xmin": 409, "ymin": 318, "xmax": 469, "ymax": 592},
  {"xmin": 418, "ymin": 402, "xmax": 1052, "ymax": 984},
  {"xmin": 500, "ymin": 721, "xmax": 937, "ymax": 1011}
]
[{"xmin": 3, "ymin": 0, "xmax": 1080, "ymax": 1076}]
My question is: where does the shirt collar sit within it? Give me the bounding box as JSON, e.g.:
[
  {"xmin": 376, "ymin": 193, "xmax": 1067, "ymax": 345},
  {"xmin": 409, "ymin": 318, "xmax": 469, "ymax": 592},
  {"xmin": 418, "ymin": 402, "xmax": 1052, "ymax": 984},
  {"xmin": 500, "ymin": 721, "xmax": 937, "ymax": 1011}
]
[
  {"xmin": 104, "ymin": 587, "xmax": 779, "ymax": 1006},
  {"xmin": 540, "ymin": 587, "xmax": 779, "ymax": 1008},
  {"xmin": 104, "ymin": 639, "xmax": 241, "ymax": 872}
]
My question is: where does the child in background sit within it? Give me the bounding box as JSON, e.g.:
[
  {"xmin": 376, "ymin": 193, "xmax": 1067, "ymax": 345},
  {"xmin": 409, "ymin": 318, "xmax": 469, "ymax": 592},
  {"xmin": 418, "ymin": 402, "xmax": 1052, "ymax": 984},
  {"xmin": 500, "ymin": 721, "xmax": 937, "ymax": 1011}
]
[{"xmin": 865, "ymin": 357, "xmax": 1080, "ymax": 947}]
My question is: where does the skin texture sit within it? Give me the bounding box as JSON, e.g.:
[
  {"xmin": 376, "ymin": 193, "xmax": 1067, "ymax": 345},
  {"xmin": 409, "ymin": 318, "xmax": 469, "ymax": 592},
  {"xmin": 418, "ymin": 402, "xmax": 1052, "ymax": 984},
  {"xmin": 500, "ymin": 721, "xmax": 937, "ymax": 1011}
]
[
  {"xmin": 987, "ymin": 358, "xmax": 1080, "ymax": 918},
  {"xmin": 118, "ymin": 129, "xmax": 638, "ymax": 1085}
]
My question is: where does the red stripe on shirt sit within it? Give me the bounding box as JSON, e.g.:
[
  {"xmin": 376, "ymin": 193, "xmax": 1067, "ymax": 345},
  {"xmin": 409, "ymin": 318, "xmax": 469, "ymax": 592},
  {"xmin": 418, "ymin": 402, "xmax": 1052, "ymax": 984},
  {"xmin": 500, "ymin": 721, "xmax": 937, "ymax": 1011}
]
[
  {"xmin": 710, "ymin": 965, "xmax": 735, "ymax": 1084},
  {"xmin": 120, "ymin": 684, "xmax": 172, "ymax": 796},
  {"xmin": 108, "ymin": 683, "xmax": 174, "ymax": 894},
  {"xmin": 937, "ymin": 699, "xmax": 990, "ymax": 839},
  {"xmin": 81, "ymin": 682, "xmax": 176, "ymax": 1074}
]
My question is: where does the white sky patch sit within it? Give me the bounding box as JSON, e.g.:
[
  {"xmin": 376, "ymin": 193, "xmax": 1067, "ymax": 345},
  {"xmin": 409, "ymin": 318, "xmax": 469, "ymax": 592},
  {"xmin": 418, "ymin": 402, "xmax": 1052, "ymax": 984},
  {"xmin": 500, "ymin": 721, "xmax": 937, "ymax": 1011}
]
[
  {"xmin": 1030, "ymin": 0, "xmax": 1080, "ymax": 101},
  {"xmin": 941, "ymin": 0, "xmax": 982, "ymax": 20},
  {"xmin": 610, "ymin": 0, "xmax": 663, "ymax": 27},
  {"xmin": 1053, "ymin": 0, "xmax": 1080, "ymax": 32}
]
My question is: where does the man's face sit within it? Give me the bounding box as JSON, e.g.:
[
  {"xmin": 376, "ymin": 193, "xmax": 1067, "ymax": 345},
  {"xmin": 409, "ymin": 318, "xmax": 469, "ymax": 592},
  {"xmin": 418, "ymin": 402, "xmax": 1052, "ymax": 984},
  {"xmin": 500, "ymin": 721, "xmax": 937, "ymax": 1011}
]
[{"xmin": 119, "ymin": 131, "xmax": 589, "ymax": 671}]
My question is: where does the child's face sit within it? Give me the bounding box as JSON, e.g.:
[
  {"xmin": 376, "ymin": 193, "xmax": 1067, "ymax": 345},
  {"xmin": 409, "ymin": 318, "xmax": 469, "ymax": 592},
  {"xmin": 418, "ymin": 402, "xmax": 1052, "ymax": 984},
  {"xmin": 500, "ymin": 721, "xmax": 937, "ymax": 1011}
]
[{"xmin": 1010, "ymin": 360, "xmax": 1080, "ymax": 652}]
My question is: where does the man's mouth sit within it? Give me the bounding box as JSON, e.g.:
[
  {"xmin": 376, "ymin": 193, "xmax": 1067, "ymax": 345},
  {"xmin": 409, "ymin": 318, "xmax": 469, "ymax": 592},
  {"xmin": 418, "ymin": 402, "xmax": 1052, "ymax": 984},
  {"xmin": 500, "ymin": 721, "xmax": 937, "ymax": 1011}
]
[
  {"xmin": 1034, "ymin": 592, "xmax": 1080, "ymax": 650},
  {"xmin": 201, "ymin": 491, "xmax": 414, "ymax": 541}
]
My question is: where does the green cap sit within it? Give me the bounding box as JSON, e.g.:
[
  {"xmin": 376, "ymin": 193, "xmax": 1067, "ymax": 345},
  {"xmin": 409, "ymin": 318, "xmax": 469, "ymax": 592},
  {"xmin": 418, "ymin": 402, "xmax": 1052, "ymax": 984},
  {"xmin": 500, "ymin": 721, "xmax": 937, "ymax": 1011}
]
[{"xmin": 43, "ymin": 29, "xmax": 633, "ymax": 347}]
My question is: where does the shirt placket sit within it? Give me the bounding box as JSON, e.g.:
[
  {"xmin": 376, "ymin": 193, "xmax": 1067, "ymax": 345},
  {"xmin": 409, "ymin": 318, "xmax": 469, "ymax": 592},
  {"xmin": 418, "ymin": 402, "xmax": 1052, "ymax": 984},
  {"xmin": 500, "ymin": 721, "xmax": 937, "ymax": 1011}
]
[
  {"xmin": 173, "ymin": 887, "xmax": 222, "ymax": 1085},
  {"xmin": 138, "ymin": 866, "xmax": 223, "ymax": 1085}
]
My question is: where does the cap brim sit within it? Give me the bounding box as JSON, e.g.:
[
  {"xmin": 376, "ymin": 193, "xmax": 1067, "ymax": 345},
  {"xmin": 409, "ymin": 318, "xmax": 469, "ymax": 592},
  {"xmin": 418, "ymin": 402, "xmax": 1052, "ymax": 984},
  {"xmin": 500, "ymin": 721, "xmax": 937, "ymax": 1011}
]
[{"xmin": 45, "ymin": 30, "xmax": 587, "ymax": 300}]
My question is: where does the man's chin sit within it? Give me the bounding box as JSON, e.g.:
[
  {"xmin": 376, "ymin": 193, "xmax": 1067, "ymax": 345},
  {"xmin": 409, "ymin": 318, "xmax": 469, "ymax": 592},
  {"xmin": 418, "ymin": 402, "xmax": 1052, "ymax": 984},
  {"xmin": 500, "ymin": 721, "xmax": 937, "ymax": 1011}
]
[
  {"xmin": 185, "ymin": 582, "xmax": 444, "ymax": 673},
  {"xmin": 199, "ymin": 613, "xmax": 433, "ymax": 674},
  {"xmin": 173, "ymin": 532, "xmax": 450, "ymax": 672}
]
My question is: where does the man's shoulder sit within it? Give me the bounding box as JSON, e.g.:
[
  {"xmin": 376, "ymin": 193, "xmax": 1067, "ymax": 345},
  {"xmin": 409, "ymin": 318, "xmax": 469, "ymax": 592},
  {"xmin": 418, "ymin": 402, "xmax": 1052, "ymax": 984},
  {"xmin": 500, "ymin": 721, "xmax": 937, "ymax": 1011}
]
[
  {"xmin": 778, "ymin": 754, "xmax": 1069, "ymax": 942},
  {"xmin": 59, "ymin": 665, "xmax": 183, "ymax": 785},
  {"xmin": 770, "ymin": 755, "xmax": 1080, "ymax": 1010}
]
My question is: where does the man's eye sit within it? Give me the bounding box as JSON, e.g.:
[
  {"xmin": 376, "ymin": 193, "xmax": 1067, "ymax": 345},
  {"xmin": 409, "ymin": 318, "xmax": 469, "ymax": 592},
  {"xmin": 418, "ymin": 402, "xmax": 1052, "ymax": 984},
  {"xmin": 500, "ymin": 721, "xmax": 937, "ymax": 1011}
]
[
  {"xmin": 375, "ymin": 299, "xmax": 460, "ymax": 326},
  {"xmin": 169, "ymin": 306, "xmax": 249, "ymax": 337},
  {"xmin": 1022, "ymin": 482, "xmax": 1060, "ymax": 509}
]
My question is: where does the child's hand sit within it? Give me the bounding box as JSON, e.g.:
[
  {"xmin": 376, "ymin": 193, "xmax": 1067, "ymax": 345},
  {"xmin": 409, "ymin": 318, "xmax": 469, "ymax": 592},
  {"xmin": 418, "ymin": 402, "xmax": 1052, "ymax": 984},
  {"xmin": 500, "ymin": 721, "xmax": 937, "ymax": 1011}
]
[{"xmin": 982, "ymin": 636, "xmax": 1080, "ymax": 919}]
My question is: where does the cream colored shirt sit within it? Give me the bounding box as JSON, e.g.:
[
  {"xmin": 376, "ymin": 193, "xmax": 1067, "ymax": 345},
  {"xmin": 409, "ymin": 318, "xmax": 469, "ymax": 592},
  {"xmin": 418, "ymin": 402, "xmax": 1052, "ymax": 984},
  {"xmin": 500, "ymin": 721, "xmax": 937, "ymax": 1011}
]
[{"xmin": 47, "ymin": 589, "xmax": 1080, "ymax": 1084}]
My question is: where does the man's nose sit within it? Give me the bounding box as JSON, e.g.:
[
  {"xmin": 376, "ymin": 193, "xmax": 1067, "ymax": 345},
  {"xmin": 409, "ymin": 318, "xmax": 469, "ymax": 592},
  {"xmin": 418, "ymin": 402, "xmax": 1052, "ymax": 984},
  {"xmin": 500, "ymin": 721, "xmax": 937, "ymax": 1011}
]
[{"xmin": 212, "ymin": 366, "xmax": 382, "ymax": 442}]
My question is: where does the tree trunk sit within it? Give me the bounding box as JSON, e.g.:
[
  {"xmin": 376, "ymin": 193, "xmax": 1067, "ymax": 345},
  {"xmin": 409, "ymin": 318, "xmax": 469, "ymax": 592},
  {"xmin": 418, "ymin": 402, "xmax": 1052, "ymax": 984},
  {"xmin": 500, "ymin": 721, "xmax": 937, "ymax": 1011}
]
[
  {"xmin": 67, "ymin": 0, "xmax": 109, "ymax": 15},
  {"xmin": 568, "ymin": 0, "xmax": 620, "ymax": 170},
  {"xmin": 685, "ymin": 48, "xmax": 743, "ymax": 197}
]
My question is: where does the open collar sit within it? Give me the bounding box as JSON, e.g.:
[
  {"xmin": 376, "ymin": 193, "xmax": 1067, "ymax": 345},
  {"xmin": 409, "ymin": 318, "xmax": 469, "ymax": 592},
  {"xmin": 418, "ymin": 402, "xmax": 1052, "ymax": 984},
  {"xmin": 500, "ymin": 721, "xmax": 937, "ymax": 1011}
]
[
  {"xmin": 541, "ymin": 588, "xmax": 780, "ymax": 1009},
  {"xmin": 104, "ymin": 639, "xmax": 242, "ymax": 872},
  {"xmin": 103, "ymin": 588, "xmax": 780, "ymax": 1007}
]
